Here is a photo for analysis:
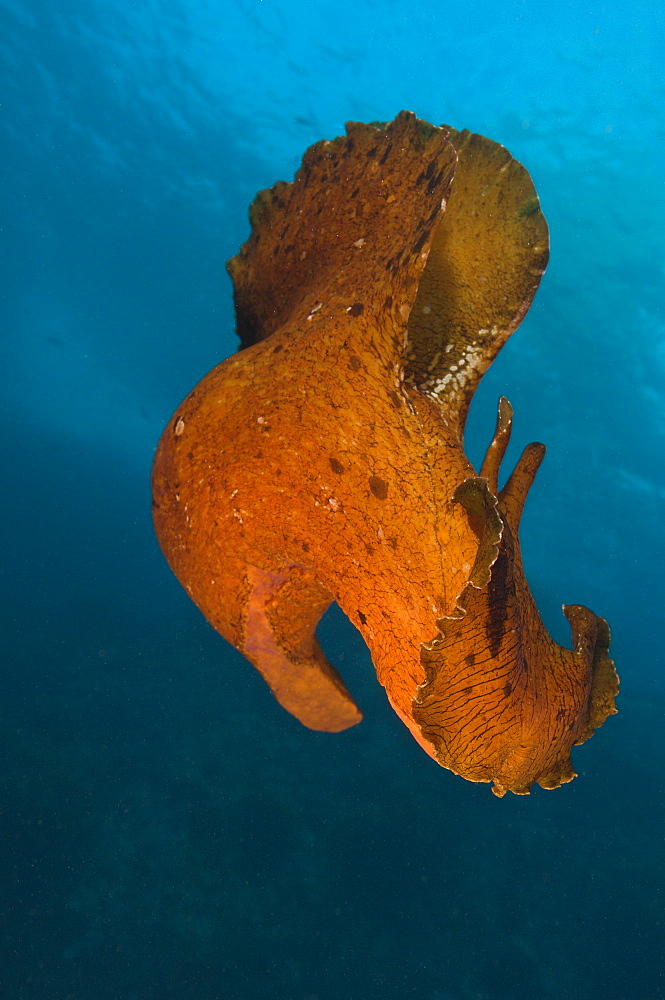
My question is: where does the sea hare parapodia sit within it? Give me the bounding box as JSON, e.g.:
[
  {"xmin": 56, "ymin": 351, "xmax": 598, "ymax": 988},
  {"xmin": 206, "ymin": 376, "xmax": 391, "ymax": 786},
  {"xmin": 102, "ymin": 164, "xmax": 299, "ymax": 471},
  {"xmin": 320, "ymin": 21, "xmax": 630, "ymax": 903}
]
[{"xmin": 152, "ymin": 111, "xmax": 618, "ymax": 796}]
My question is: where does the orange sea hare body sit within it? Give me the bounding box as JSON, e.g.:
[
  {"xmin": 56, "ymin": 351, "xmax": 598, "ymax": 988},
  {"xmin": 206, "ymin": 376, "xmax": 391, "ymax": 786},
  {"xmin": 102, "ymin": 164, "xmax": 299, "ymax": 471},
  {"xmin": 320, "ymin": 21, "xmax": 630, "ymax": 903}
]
[{"xmin": 152, "ymin": 112, "xmax": 618, "ymax": 796}]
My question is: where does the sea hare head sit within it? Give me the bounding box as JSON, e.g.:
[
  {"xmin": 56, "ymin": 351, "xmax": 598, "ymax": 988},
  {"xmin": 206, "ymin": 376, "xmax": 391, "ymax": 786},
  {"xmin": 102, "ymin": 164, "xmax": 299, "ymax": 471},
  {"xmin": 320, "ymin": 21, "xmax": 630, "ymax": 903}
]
[
  {"xmin": 152, "ymin": 112, "xmax": 618, "ymax": 796},
  {"xmin": 413, "ymin": 399, "xmax": 619, "ymax": 796}
]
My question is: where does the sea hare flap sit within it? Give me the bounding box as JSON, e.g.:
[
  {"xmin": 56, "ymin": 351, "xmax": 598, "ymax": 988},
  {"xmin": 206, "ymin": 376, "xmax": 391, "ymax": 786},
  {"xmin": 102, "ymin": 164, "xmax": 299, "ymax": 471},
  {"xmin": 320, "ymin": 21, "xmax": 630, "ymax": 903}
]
[{"xmin": 228, "ymin": 111, "xmax": 458, "ymax": 351}]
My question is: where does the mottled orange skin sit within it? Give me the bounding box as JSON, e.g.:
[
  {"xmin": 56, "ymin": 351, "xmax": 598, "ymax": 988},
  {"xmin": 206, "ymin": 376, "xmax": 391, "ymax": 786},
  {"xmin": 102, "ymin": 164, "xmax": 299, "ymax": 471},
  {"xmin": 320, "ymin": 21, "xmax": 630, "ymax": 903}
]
[
  {"xmin": 153, "ymin": 334, "xmax": 476, "ymax": 729},
  {"xmin": 152, "ymin": 113, "xmax": 618, "ymax": 795}
]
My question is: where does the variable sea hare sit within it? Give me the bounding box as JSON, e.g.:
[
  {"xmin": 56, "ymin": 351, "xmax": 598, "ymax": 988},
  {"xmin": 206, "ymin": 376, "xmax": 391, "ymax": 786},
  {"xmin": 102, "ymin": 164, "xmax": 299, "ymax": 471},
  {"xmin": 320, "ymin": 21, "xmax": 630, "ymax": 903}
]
[{"xmin": 152, "ymin": 111, "xmax": 618, "ymax": 796}]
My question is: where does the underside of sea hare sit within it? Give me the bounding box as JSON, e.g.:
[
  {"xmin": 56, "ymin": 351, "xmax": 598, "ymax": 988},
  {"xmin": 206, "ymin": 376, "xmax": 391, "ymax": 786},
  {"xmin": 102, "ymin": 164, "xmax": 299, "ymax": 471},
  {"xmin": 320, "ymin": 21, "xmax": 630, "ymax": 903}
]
[{"xmin": 152, "ymin": 111, "xmax": 618, "ymax": 796}]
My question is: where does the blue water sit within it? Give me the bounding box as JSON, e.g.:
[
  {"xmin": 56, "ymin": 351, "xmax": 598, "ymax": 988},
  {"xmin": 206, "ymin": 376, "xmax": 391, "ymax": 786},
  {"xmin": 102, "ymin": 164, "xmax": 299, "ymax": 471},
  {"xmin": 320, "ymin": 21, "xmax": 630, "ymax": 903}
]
[{"xmin": 2, "ymin": 1, "xmax": 664, "ymax": 997}]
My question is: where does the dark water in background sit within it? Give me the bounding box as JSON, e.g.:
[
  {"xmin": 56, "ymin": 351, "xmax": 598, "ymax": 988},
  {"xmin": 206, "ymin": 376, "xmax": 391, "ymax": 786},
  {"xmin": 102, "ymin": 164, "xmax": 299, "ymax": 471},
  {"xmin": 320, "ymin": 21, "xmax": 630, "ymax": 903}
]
[{"xmin": 2, "ymin": 1, "xmax": 664, "ymax": 997}]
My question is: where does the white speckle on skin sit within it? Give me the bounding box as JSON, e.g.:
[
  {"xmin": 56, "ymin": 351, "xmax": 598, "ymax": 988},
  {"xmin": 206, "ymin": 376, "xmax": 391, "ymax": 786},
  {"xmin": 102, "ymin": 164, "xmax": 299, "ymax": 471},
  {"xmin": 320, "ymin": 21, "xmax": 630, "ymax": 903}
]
[
  {"xmin": 307, "ymin": 302, "xmax": 323, "ymax": 321},
  {"xmin": 422, "ymin": 305, "xmax": 432, "ymax": 314},
  {"xmin": 353, "ymin": 238, "xmax": 366, "ymax": 248},
  {"xmin": 175, "ymin": 418, "xmax": 185, "ymax": 436},
  {"xmin": 257, "ymin": 416, "xmax": 264, "ymax": 424}
]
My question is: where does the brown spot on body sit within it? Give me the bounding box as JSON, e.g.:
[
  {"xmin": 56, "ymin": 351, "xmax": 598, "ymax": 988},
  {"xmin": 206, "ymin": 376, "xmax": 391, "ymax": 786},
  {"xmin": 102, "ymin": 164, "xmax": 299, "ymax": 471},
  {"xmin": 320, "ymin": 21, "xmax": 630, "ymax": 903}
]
[
  {"xmin": 369, "ymin": 476, "xmax": 389, "ymax": 500},
  {"xmin": 348, "ymin": 302, "xmax": 364, "ymax": 317},
  {"xmin": 329, "ymin": 457, "xmax": 345, "ymax": 475}
]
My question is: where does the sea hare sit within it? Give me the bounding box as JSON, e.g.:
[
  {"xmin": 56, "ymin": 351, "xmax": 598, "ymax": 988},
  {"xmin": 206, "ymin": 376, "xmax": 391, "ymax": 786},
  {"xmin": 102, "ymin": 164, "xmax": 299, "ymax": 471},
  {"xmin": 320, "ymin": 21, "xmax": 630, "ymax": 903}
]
[{"xmin": 152, "ymin": 111, "xmax": 618, "ymax": 796}]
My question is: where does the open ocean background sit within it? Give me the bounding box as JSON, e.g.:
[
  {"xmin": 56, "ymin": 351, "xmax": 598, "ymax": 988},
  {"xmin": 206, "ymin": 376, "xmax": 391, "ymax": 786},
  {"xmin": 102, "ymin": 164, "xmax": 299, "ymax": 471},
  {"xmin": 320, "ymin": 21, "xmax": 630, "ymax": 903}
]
[{"xmin": 2, "ymin": 1, "xmax": 664, "ymax": 998}]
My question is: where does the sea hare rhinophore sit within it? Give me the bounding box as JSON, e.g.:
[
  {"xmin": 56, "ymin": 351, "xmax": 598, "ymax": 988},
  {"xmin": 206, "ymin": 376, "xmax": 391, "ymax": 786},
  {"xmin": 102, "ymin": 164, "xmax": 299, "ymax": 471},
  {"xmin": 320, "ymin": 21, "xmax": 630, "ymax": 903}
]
[{"xmin": 152, "ymin": 112, "xmax": 618, "ymax": 796}]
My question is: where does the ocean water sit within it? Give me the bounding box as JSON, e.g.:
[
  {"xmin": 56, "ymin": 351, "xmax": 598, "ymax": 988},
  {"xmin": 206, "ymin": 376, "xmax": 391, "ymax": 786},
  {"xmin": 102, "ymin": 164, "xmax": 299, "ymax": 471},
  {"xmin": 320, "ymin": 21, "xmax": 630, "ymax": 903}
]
[{"xmin": 1, "ymin": 1, "xmax": 664, "ymax": 998}]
